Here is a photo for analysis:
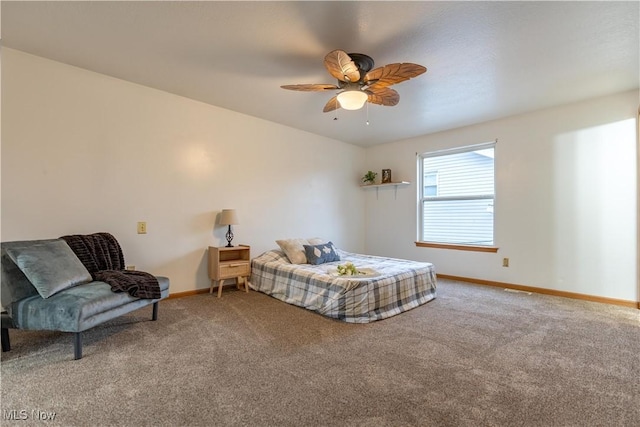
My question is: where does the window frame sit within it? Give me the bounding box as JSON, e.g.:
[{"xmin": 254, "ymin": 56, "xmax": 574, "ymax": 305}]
[{"xmin": 416, "ymin": 142, "xmax": 498, "ymax": 252}]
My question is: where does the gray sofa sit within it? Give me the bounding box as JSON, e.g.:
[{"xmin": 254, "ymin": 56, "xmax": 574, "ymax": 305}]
[{"xmin": 1, "ymin": 238, "xmax": 170, "ymax": 359}]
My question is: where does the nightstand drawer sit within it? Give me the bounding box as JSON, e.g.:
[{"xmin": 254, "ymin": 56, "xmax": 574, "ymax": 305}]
[{"xmin": 219, "ymin": 262, "xmax": 250, "ymax": 278}]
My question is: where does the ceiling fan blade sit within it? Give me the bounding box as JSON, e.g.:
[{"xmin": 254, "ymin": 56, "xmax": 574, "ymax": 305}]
[
  {"xmin": 323, "ymin": 96, "xmax": 341, "ymax": 113},
  {"xmin": 324, "ymin": 50, "xmax": 361, "ymax": 83},
  {"xmin": 364, "ymin": 63, "xmax": 426, "ymax": 90},
  {"xmin": 281, "ymin": 84, "xmax": 339, "ymax": 91},
  {"xmin": 367, "ymin": 87, "xmax": 400, "ymax": 107}
]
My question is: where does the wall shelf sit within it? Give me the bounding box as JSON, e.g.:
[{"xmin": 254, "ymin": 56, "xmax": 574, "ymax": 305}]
[
  {"xmin": 361, "ymin": 181, "xmax": 410, "ymax": 199},
  {"xmin": 360, "ymin": 181, "xmax": 410, "ymax": 189}
]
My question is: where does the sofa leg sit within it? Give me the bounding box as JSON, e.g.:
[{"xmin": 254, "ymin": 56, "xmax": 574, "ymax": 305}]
[
  {"xmin": 73, "ymin": 332, "xmax": 82, "ymax": 360},
  {"xmin": 152, "ymin": 302, "xmax": 158, "ymax": 321},
  {"xmin": 1, "ymin": 328, "xmax": 10, "ymax": 352}
]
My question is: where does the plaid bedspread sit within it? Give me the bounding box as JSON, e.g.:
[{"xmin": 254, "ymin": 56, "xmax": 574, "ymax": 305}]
[{"xmin": 250, "ymin": 249, "xmax": 437, "ymax": 323}]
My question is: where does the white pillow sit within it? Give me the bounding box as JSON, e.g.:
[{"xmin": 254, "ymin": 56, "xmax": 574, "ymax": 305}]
[{"xmin": 276, "ymin": 237, "xmax": 325, "ymax": 264}]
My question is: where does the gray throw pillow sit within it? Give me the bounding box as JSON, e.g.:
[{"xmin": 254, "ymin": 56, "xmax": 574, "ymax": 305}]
[
  {"xmin": 6, "ymin": 239, "xmax": 92, "ymax": 299},
  {"xmin": 303, "ymin": 242, "xmax": 341, "ymax": 265}
]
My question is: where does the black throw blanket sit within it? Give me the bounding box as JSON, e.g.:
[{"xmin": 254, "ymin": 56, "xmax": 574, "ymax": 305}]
[{"xmin": 60, "ymin": 232, "xmax": 161, "ymax": 299}]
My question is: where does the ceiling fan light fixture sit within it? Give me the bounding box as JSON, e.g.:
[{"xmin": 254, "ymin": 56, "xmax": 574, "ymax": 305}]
[{"xmin": 337, "ymin": 90, "xmax": 368, "ymax": 110}]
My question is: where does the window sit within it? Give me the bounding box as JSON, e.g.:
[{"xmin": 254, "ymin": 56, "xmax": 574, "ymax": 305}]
[
  {"xmin": 418, "ymin": 142, "xmax": 495, "ymax": 246},
  {"xmin": 423, "ymin": 172, "xmax": 438, "ymax": 196}
]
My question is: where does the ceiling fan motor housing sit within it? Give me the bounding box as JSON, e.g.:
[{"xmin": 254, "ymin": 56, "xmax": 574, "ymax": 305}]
[{"xmin": 347, "ymin": 53, "xmax": 375, "ymax": 79}]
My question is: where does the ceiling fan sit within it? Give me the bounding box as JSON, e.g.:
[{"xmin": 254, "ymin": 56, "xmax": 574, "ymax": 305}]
[{"xmin": 281, "ymin": 49, "xmax": 427, "ymax": 112}]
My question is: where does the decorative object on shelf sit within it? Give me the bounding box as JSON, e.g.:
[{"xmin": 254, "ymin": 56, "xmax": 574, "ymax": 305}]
[
  {"xmin": 362, "ymin": 170, "xmax": 377, "ymax": 185},
  {"xmin": 219, "ymin": 209, "xmax": 239, "ymax": 247},
  {"xmin": 381, "ymin": 169, "xmax": 392, "ymax": 184}
]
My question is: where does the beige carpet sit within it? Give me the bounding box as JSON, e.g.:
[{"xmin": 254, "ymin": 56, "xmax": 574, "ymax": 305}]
[{"xmin": 1, "ymin": 279, "xmax": 638, "ymax": 426}]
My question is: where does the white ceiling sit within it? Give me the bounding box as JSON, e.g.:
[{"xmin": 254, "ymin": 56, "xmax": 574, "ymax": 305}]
[{"xmin": 2, "ymin": 1, "xmax": 638, "ymax": 147}]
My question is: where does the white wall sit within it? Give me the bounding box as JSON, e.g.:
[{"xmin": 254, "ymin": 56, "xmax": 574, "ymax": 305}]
[
  {"xmin": 1, "ymin": 48, "xmax": 366, "ymax": 294},
  {"xmin": 3, "ymin": 48, "xmax": 637, "ymax": 303},
  {"xmin": 365, "ymin": 90, "xmax": 638, "ymax": 302}
]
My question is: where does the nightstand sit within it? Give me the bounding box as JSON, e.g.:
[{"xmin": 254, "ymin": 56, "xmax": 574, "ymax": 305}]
[{"xmin": 208, "ymin": 245, "xmax": 251, "ymax": 298}]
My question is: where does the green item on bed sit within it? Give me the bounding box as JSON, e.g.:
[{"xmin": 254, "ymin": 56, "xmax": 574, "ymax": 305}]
[{"xmin": 336, "ymin": 262, "xmax": 363, "ymax": 276}]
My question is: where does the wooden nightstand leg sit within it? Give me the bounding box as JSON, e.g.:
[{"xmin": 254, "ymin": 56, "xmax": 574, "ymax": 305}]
[
  {"xmin": 236, "ymin": 276, "xmax": 249, "ymax": 292},
  {"xmin": 217, "ymin": 279, "xmax": 224, "ymax": 298},
  {"xmin": 209, "ymin": 279, "xmax": 215, "ymax": 294}
]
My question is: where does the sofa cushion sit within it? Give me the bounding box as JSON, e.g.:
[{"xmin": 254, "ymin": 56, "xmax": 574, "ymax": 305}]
[
  {"xmin": 10, "ymin": 276, "xmax": 170, "ymax": 332},
  {"xmin": 1, "ymin": 241, "xmax": 45, "ymax": 310},
  {"xmin": 6, "ymin": 239, "xmax": 92, "ymax": 299}
]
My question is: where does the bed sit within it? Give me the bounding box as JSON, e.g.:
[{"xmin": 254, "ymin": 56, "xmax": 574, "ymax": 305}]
[{"xmin": 250, "ymin": 245, "xmax": 437, "ymax": 323}]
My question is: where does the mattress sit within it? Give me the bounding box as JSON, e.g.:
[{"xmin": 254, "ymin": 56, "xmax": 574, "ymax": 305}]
[{"xmin": 250, "ymin": 249, "xmax": 437, "ymax": 323}]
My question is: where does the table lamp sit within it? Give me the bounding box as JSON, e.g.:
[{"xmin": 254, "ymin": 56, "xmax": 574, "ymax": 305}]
[{"xmin": 219, "ymin": 209, "xmax": 239, "ymax": 247}]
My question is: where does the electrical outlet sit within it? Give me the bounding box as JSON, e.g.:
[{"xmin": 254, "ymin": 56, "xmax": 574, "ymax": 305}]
[
  {"xmin": 137, "ymin": 221, "xmax": 147, "ymax": 234},
  {"xmin": 502, "ymin": 257, "xmax": 509, "ymax": 267},
  {"xmin": 125, "ymin": 265, "xmax": 136, "ymax": 271}
]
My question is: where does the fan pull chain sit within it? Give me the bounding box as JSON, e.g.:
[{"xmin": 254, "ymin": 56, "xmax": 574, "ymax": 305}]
[{"xmin": 366, "ymin": 102, "xmax": 370, "ymax": 125}]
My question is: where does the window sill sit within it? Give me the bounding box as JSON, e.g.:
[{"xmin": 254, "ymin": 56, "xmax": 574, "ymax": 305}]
[{"xmin": 415, "ymin": 241, "xmax": 499, "ymax": 253}]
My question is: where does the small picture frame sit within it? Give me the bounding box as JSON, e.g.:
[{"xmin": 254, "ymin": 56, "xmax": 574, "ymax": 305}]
[{"xmin": 381, "ymin": 169, "xmax": 392, "ymax": 184}]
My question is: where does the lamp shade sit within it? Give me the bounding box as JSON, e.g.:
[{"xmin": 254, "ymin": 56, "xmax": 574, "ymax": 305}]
[
  {"xmin": 219, "ymin": 209, "xmax": 239, "ymax": 225},
  {"xmin": 337, "ymin": 90, "xmax": 368, "ymax": 110}
]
